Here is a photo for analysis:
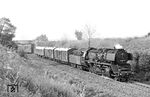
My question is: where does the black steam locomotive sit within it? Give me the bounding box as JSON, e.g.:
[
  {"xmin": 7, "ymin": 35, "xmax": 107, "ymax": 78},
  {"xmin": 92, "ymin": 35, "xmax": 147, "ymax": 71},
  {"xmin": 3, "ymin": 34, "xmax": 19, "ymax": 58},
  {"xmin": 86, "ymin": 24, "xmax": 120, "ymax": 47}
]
[
  {"xmin": 17, "ymin": 44, "xmax": 133, "ymax": 82},
  {"xmin": 79, "ymin": 48, "xmax": 132, "ymax": 81}
]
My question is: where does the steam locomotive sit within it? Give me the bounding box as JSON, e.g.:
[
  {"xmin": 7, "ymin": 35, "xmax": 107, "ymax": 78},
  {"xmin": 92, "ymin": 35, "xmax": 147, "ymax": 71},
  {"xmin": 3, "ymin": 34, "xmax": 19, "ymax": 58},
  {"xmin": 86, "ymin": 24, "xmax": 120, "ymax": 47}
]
[
  {"xmin": 17, "ymin": 43, "xmax": 133, "ymax": 82},
  {"xmin": 80, "ymin": 48, "xmax": 133, "ymax": 81}
]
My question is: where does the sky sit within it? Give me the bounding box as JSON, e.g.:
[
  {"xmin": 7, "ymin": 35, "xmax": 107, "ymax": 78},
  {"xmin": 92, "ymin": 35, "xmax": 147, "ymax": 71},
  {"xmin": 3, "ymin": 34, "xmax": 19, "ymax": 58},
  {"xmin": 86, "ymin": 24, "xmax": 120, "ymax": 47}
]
[{"xmin": 1, "ymin": 0, "xmax": 150, "ymax": 40}]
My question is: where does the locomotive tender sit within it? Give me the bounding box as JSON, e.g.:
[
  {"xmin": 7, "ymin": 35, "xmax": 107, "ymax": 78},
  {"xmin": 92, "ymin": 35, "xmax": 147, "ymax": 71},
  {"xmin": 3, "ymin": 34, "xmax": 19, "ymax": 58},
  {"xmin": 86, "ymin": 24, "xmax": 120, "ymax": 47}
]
[{"xmin": 17, "ymin": 44, "xmax": 133, "ymax": 81}]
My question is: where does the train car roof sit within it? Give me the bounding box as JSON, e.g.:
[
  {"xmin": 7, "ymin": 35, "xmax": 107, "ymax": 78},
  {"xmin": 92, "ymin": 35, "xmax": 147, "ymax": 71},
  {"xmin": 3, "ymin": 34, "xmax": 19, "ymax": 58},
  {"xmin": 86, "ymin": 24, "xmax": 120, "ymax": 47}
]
[
  {"xmin": 54, "ymin": 48, "xmax": 72, "ymax": 51},
  {"xmin": 35, "ymin": 46, "xmax": 45, "ymax": 49},
  {"xmin": 70, "ymin": 49, "xmax": 83, "ymax": 55},
  {"xmin": 44, "ymin": 47, "xmax": 56, "ymax": 49}
]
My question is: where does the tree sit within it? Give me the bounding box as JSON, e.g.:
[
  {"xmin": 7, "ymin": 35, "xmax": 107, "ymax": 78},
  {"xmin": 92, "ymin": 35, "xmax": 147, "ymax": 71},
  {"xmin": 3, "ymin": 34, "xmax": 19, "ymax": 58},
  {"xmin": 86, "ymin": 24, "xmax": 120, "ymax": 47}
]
[
  {"xmin": 138, "ymin": 53, "xmax": 150, "ymax": 71},
  {"xmin": 75, "ymin": 30, "xmax": 83, "ymax": 40},
  {"xmin": 147, "ymin": 32, "xmax": 150, "ymax": 37},
  {"xmin": 35, "ymin": 34, "xmax": 48, "ymax": 42},
  {"xmin": 0, "ymin": 17, "xmax": 16, "ymax": 46},
  {"xmin": 84, "ymin": 24, "xmax": 96, "ymax": 48}
]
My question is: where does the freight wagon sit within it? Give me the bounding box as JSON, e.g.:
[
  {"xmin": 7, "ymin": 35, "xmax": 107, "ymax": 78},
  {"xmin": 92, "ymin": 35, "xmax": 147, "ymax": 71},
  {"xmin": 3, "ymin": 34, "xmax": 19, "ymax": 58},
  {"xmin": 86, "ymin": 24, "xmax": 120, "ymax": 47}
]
[
  {"xmin": 17, "ymin": 43, "xmax": 34, "ymax": 54},
  {"xmin": 44, "ymin": 47, "xmax": 55, "ymax": 59},
  {"xmin": 34, "ymin": 46, "xmax": 45, "ymax": 56}
]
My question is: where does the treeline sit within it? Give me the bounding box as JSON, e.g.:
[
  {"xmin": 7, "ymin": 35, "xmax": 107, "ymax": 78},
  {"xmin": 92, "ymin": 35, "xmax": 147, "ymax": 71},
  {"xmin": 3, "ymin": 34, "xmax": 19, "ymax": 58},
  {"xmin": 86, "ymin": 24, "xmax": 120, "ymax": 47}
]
[{"xmin": 0, "ymin": 17, "xmax": 17, "ymax": 49}]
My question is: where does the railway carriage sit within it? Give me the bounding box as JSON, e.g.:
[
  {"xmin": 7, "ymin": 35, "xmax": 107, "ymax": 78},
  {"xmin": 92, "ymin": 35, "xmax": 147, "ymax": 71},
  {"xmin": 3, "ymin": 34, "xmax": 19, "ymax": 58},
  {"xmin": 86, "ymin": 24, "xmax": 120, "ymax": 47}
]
[
  {"xmin": 34, "ymin": 46, "xmax": 45, "ymax": 56},
  {"xmin": 61, "ymin": 48, "xmax": 70, "ymax": 63},
  {"xmin": 44, "ymin": 47, "xmax": 55, "ymax": 59},
  {"xmin": 17, "ymin": 43, "xmax": 34, "ymax": 53},
  {"xmin": 54, "ymin": 48, "xmax": 62, "ymax": 62},
  {"xmin": 54, "ymin": 48, "xmax": 76, "ymax": 63},
  {"xmin": 68, "ymin": 49, "xmax": 83, "ymax": 68},
  {"xmin": 61, "ymin": 48, "xmax": 76, "ymax": 63}
]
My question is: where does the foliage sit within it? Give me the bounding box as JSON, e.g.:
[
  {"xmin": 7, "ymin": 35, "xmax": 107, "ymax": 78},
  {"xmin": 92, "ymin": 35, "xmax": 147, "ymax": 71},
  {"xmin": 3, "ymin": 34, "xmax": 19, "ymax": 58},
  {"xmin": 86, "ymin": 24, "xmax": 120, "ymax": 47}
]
[
  {"xmin": 148, "ymin": 32, "xmax": 150, "ymax": 36},
  {"xmin": 0, "ymin": 17, "xmax": 16, "ymax": 48},
  {"xmin": 144, "ymin": 72, "xmax": 150, "ymax": 81},
  {"xmin": 38, "ymin": 84, "xmax": 76, "ymax": 97},
  {"xmin": 7, "ymin": 41, "xmax": 18, "ymax": 49},
  {"xmin": 131, "ymin": 51, "xmax": 150, "ymax": 81},
  {"xmin": 138, "ymin": 53, "xmax": 150, "ymax": 71},
  {"xmin": 0, "ymin": 17, "xmax": 16, "ymax": 42},
  {"xmin": 84, "ymin": 24, "xmax": 96, "ymax": 48},
  {"xmin": 18, "ymin": 50, "xmax": 27, "ymax": 58},
  {"xmin": 35, "ymin": 34, "xmax": 48, "ymax": 42},
  {"xmin": 75, "ymin": 30, "xmax": 83, "ymax": 40}
]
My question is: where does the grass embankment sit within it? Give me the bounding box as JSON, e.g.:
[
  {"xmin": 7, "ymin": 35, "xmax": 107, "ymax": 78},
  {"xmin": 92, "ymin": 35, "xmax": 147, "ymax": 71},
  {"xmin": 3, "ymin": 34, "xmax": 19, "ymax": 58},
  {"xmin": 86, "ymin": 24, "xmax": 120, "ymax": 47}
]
[{"xmin": 0, "ymin": 46, "xmax": 77, "ymax": 97}]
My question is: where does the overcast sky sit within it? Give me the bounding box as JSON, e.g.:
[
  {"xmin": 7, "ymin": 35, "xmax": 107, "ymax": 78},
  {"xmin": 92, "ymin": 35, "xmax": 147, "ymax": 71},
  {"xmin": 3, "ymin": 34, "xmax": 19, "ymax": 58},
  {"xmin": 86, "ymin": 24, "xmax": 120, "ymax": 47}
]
[{"xmin": 1, "ymin": 0, "xmax": 150, "ymax": 40}]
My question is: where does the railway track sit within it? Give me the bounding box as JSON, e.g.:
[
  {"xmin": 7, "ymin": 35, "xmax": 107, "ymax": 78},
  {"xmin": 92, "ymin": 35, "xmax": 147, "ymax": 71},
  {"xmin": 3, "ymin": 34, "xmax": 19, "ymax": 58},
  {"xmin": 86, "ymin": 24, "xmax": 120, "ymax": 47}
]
[
  {"xmin": 96, "ymin": 74, "xmax": 150, "ymax": 89},
  {"xmin": 131, "ymin": 82, "xmax": 150, "ymax": 89}
]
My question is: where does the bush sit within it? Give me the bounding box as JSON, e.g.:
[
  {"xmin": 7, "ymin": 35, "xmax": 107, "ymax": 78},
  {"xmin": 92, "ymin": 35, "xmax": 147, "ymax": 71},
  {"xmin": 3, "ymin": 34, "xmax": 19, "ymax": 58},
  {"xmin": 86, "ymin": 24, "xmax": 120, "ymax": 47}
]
[
  {"xmin": 131, "ymin": 52, "xmax": 150, "ymax": 82},
  {"xmin": 39, "ymin": 84, "xmax": 76, "ymax": 97},
  {"xmin": 130, "ymin": 51, "xmax": 140, "ymax": 72},
  {"xmin": 138, "ymin": 53, "xmax": 150, "ymax": 71},
  {"xmin": 17, "ymin": 50, "xmax": 27, "ymax": 58},
  {"xmin": 144, "ymin": 72, "xmax": 150, "ymax": 81}
]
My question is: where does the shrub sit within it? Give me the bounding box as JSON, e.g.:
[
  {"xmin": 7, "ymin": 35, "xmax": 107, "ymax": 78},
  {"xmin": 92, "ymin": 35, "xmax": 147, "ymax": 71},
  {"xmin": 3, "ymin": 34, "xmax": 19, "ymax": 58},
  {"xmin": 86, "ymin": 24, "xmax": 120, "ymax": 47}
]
[
  {"xmin": 144, "ymin": 72, "xmax": 150, "ymax": 81},
  {"xmin": 138, "ymin": 53, "xmax": 150, "ymax": 71},
  {"xmin": 131, "ymin": 52, "xmax": 150, "ymax": 82},
  {"xmin": 17, "ymin": 50, "xmax": 27, "ymax": 58},
  {"xmin": 39, "ymin": 84, "xmax": 76, "ymax": 97},
  {"xmin": 19, "ymin": 77, "xmax": 39, "ymax": 96}
]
